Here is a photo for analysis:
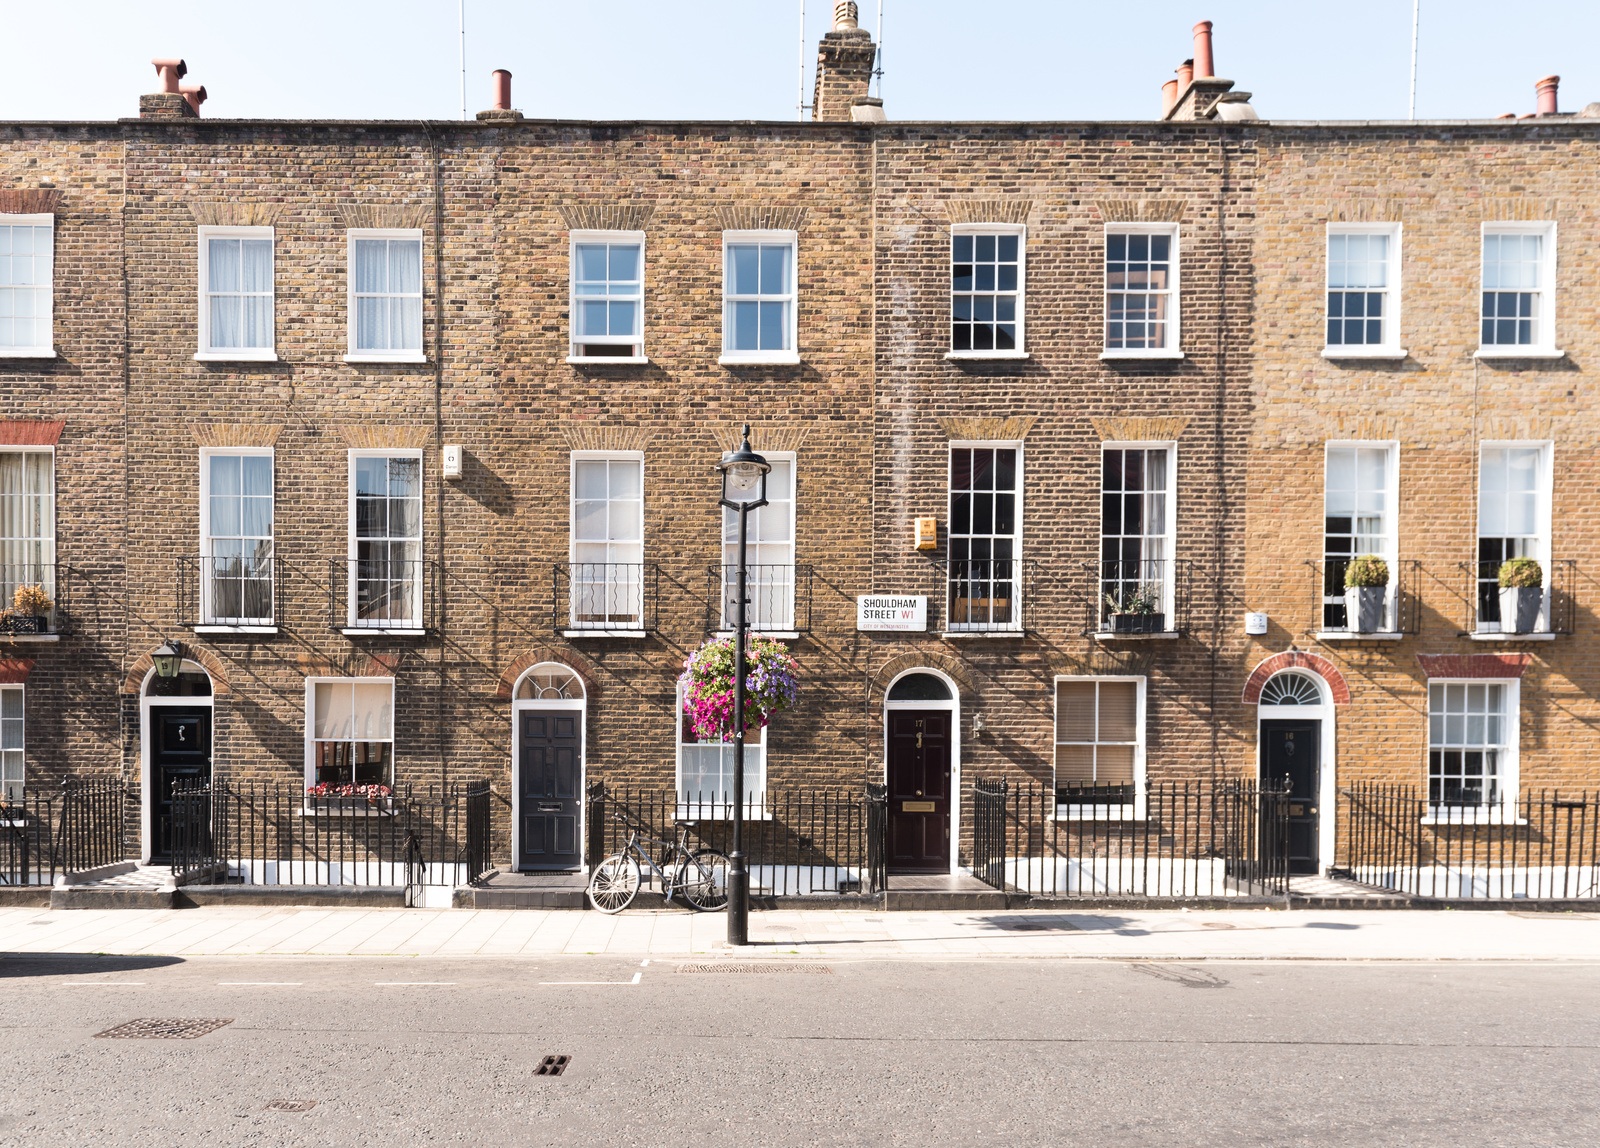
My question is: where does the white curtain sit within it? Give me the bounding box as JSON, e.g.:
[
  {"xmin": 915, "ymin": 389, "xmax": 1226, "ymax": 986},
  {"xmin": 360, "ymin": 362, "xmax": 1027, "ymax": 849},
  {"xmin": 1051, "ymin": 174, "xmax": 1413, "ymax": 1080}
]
[
  {"xmin": 314, "ymin": 681, "xmax": 393, "ymax": 741},
  {"xmin": 354, "ymin": 238, "xmax": 422, "ymax": 351},
  {"xmin": 0, "ymin": 452, "xmax": 53, "ymax": 587}
]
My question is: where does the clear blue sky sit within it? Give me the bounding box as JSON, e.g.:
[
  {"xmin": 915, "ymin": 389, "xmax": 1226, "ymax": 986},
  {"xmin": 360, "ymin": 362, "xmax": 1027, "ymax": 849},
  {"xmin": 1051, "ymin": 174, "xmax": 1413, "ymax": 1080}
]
[{"xmin": 3, "ymin": 1, "xmax": 1595, "ymax": 123}]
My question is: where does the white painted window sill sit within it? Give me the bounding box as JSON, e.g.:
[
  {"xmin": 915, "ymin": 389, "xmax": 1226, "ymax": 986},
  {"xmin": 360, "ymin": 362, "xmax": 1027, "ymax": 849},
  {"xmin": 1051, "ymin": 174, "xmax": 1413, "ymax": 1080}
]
[
  {"xmin": 562, "ymin": 629, "xmax": 647, "ymax": 639},
  {"xmin": 1474, "ymin": 347, "xmax": 1565, "ymax": 360},
  {"xmin": 1099, "ymin": 350, "xmax": 1184, "ymax": 361},
  {"xmin": 715, "ymin": 631, "xmax": 800, "ymax": 641},
  {"xmin": 0, "ymin": 633, "xmax": 60, "ymax": 643},
  {"xmin": 1094, "ymin": 630, "xmax": 1180, "ymax": 642},
  {"xmin": 341, "ymin": 627, "xmax": 425, "ymax": 637},
  {"xmin": 945, "ymin": 350, "xmax": 1029, "ymax": 361},
  {"xmin": 719, "ymin": 352, "xmax": 800, "ymax": 367},
  {"xmin": 1421, "ymin": 809, "xmax": 1529, "ymax": 827},
  {"xmin": 193, "ymin": 625, "xmax": 277, "ymax": 635},
  {"xmin": 941, "ymin": 629, "xmax": 1024, "ymax": 639},
  {"xmin": 195, "ymin": 350, "xmax": 277, "ymax": 363},
  {"xmin": 1468, "ymin": 631, "xmax": 1556, "ymax": 642},
  {"xmin": 1314, "ymin": 630, "xmax": 1405, "ymax": 642},
  {"xmin": 344, "ymin": 353, "xmax": 427, "ymax": 364},
  {"xmin": 1321, "ymin": 347, "xmax": 1407, "ymax": 360},
  {"xmin": 567, "ymin": 355, "xmax": 649, "ymax": 366},
  {"xmin": 0, "ymin": 348, "xmax": 57, "ymax": 359}
]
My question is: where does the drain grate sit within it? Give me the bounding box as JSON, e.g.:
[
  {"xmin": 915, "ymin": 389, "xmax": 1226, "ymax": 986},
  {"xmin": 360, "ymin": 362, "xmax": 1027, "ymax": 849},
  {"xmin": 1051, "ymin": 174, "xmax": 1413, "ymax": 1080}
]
[
  {"xmin": 95, "ymin": 1017, "xmax": 234, "ymax": 1040},
  {"xmin": 265, "ymin": 1100, "xmax": 317, "ymax": 1113},
  {"xmin": 536, "ymin": 1055, "xmax": 571, "ymax": 1076},
  {"xmin": 676, "ymin": 962, "xmax": 833, "ymax": 974}
]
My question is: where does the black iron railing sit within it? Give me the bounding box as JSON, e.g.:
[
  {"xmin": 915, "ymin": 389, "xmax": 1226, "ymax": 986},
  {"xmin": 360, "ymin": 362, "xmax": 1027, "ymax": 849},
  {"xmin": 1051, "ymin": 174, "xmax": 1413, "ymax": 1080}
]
[
  {"xmin": 970, "ymin": 777, "xmax": 1291, "ymax": 898},
  {"xmin": 554, "ymin": 563, "xmax": 657, "ymax": 633},
  {"xmin": 1458, "ymin": 558, "xmax": 1576, "ymax": 637},
  {"xmin": 1307, "ymin": 558, "xmax": 1422, "ymax": 635},
  {"xmin": 0, "ymin": 563, "xmax": 70, "ymax": 637},
  {"xmin": 1083, "ymin": 557, "xmax": 1194, "ymax": 637},
  {"xmin": 0, "ymin": 778, "xmax": 127, "ymax": 885},
  {"xmin": 706, "ymin": 563, "xmax": 813, "ymax": 633},
  {"xmin": 329, "ymin": 556, "xmax": 437, "ymax": 632},
  {"xmin": 586, "ymin": 782, "xmax": 883, "ymax": 897},
  {"xmin": 1336, "ymin": 782, "xmax": 1599, "ymax": 899},
  {"xmin": 170, "ymin": 779, "xmax": 493, "ymax": 889},
  {"xmin": 178, "ymin": 554, "xmax": 282, "ymax": 628},
  {"xmin": 944, "ymin": 557, "xmax": 1032, "ymax": 633}
]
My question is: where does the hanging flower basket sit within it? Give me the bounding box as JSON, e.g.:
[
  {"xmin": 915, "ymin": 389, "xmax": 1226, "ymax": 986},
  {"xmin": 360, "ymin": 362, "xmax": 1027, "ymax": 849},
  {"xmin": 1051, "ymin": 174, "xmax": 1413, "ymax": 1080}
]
[{"xmin": 679, "ymin": 635, "xmax": 799, "ymax": 740}]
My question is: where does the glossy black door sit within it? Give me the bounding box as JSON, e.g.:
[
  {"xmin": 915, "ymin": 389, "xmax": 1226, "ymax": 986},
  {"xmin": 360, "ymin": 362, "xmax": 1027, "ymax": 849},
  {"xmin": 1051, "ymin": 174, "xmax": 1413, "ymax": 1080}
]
[
  {"xmin": 518, "ymin": 709, "xmax": 582, "ymax": 870},
  {"xmin": 886, "ymin": 710, "xmax": 951, "ymax": 872},
  {"xmin": 1261, "ymin": 719, "xmax": 1320, "ymax": 875},
  {"xmin": 149, "ymin": 707, "xmax": 211, "ymax": 862}
]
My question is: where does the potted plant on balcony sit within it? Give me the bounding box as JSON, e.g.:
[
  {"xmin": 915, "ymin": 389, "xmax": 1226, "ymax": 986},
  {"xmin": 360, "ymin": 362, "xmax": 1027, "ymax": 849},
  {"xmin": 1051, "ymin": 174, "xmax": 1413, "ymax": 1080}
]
[
  {"xmin": 1498, "ymin": 556, "xmax": 1544, "ymax": 634},
  {"xmin": 1343, "ymin": 554, "xmax": 1390, "ymax": 633},
  {"xmin": 0, "ymin": 584, "xmax": 53, "ymax": 635},
  {"xmin": 1103, "ymin": 583, "xmax": 1165, "ymax": 635}
]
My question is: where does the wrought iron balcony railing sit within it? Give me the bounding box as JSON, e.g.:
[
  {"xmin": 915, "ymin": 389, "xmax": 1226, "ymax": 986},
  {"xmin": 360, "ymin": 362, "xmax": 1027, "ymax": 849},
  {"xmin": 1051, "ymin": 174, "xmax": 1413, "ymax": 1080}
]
[
  {"xmin": 0, "ymin": 562, "xmax": 70, "ymax": 638},
  {"xmin": 554, "ymin": 562, "xmax": 658, "ymax": 634},
  {"xmin": 330, "ymin": 557, "xmax": 437, "ymax": 633},
  {"xmin": 944, "ymin": 556, "xmax": 1030, "ymax": 633},
  {"xmin": 706, "ymin": 563, "xmax": 812, "ymax": 634},
  {"xmin": 1083, "ymin": 557, "xmax": 1193, "ymax": 637},
  {"xmin": 1306, "ymin": 558, "xmax": 1422, "ymax": 636},
  {"xmin": 1459, "ymin": 558, "xmax": 1575, "ymax": 637},
  {"xmin": 178, "ymin": 554, "xmax": 281, "ymax": 629}
]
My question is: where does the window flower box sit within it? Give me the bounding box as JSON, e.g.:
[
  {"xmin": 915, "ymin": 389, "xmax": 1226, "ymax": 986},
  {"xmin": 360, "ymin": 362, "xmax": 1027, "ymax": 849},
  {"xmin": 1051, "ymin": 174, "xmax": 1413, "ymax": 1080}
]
[{"xmin": 1107, "ymin": 612, "xmax": 1167, "ymax": 636}]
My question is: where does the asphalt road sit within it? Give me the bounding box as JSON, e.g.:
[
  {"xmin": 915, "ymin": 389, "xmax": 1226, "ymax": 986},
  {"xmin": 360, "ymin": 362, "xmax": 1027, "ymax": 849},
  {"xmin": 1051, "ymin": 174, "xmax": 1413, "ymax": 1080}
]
[{"xmin": 1, "ymin": 955, "xmax": 1597, "ymax": 1146}]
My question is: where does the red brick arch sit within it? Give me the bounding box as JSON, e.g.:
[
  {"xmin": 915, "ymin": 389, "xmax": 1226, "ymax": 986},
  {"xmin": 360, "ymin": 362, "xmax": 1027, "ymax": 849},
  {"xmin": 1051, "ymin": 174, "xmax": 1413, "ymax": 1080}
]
[
  {"xmin": 120, "ymin": 644, "xmax": 230, "ymax": 695},
  {"xmin": 496, "ymin": 647, "xmax": 598, "ymax": 701},
  {"xmin": 1241, "ymin": 651, "xmax": 1349, "ymax": 706}
]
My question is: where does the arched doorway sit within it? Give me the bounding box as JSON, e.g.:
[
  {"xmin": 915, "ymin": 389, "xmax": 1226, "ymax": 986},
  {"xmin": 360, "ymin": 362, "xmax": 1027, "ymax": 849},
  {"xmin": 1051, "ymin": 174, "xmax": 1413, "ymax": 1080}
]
[
  {"xmin": 139, "ymin": 661, "xmax": 214, "ymax": 863},
  {"xmin": 511, "ymin": 662, "xmax": 586, "ymax": 872},
  {"xmin": 883, "ymin": 669, "xmax": 960, "ymax": 874},
  {"xmin": 1256, "ymin": 669, "xmax": 1337, "ymax": 875}
]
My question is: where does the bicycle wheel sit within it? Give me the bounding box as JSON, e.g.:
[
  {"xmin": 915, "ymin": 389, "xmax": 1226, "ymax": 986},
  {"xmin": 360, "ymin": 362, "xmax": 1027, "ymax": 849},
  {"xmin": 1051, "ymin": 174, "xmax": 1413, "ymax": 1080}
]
[
  {"xmin": 677, "ymin": 849, "xmax": 731, "ymax": 912},
  {"xmin": 587, "ymin": 854, "xmax": 641, "ymax": 913}
]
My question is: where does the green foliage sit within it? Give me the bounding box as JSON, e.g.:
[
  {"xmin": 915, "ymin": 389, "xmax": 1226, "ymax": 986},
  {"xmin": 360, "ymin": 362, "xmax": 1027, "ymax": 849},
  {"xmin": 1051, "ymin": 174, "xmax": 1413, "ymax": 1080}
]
[
  {"xmin": 1498, "ymin": 557, "xmax": 1543, "ymax": 589},
  {"xmin": 1343, "ymin": 555, "xmax": 1390, "ymax": 590},
  {"xmin": 1104, "ymin": 584, "xmax": 1161, "ymax": 615}
]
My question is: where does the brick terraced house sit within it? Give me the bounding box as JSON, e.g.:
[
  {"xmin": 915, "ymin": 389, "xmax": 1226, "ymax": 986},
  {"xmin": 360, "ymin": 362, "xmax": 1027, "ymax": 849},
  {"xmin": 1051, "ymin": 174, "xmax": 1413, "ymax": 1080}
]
[{"xmin": 2, "ymin": 9, "xmax": 1597, "ymax": 902}]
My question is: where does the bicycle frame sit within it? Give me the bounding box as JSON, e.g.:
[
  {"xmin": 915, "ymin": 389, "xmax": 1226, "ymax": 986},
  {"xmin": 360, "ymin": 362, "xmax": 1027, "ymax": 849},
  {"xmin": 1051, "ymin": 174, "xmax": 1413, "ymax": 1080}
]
[{"xmin": 618, "ymin": 824, "xmax": 700, "ymax": 903}]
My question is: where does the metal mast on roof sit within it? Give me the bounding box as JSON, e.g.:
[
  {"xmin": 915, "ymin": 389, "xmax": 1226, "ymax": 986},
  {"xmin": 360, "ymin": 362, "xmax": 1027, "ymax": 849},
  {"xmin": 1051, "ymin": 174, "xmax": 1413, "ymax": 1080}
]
[
  {"xmin": 1409, "ymin": 0, "xmax": 1420, "ymax": 119},
  {"xmin": 459, "ymin": 0, "xmax": 468, "ymax": 120},
  {"xmin": 874, "ymin": 0, "xmax": 884, "ymax": 97},
  {"xmin": 798, "ymin": 0, "xmax": 810, "ymax": 120}
]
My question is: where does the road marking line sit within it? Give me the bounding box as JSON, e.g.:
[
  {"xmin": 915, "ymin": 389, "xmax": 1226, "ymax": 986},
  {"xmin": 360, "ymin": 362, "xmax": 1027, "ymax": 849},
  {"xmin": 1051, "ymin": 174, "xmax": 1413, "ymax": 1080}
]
[
  {"xmin": 218, "ymin": 981, "xmax": 303, "ymax": 986},
  {"xmin": 63, "ymin": 982, "xmax": 146, "ymax": 986},
  {"xmin": 373, "ymin": 981, "xmax": 455, "ymax": 986},
  {"xmin": 539, "ymin": 972, "xmax": 643, "ymax": 986},
  {"xmin": 640, "ymin": 959, "xmax": 650, "ymax": 967}
]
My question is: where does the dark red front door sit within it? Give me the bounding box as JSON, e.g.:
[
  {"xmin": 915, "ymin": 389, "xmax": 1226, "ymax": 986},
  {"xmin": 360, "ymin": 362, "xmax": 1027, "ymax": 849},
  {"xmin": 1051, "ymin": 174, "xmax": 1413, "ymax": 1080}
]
[{"xmin": 887, "ymin": 710, "xmax": 951, "ymax": 872}]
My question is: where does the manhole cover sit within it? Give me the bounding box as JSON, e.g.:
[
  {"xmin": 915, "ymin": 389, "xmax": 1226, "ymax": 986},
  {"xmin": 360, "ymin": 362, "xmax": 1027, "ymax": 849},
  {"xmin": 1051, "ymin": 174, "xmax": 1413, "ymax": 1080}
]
[
  {"xmin": 676, "ymin": 962, "xmax": 833, "ymax": 974},
  {"xmin": 265, "ymin": 1100, "xmax": 317, "ymax": 1113},
  {"xmin": 95, "ymin": 1017, "xmax": 234, "ymax": 1040},
  {"xmin": 536, "ymin": 1055, "xmax": 571, "ymax": 1076}
]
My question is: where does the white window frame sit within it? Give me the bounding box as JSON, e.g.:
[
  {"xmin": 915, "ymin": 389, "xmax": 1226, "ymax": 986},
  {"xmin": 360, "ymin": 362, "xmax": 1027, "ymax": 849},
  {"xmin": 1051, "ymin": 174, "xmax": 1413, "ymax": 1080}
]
[
  {"xmin": 1096, "ymin": 441, "xmax": 1178, "ymax": 636},
  {"xmin": 719, "ymin": 451, "xmax": 797, "ymax": 636},
  {"xmin": 344, "ymin": 228, "xmax": 425, "ymax": 363},
  {"xmin": 675, "ymin": 682, "xmax": 767, "ymax": 820},
  {"xmin": 196, "ymin": 225, "xmax": 276, "ymax": 362},
  {"xmin": 719, "ymin": 229, "xmax": 799, "ymax": 366},
  {"xmin": 946, "ymin": 222, "xmax": 1027, "ymax": 361},
  {"xmin": 1475, "ymin": 441, "xmax": 1553, "ymax": 636},
  {"xmin": 1323, "ymin": 222, "xmax": 1405, "ymax": 359},
  {"xmin": 567, "ymin": 450, "xmax": 646, "ymax": 635},
  {"xmin": 945, "ymin": 440, "xmax": 1024, "ymax": 635},
  {"xmin": 1100, "ymin": 223, "xmax": 1182, "ymax": 360},
  {"xmin": 0, "ymin": 213, "xmax": 55, "ymax": 359},
  {"xmin": 567, "ymin": 229, "xmax": 646, "ymax": 364},
  {"xmin": 1320, "ymin": 441, "xmax": 1400, "ymax": 637},
  {"xmin": 198, "ymin": 446, "xmax": 276, "ymax": 630},
  {"xmin": 1053, "ymin": 675, "xmax": 1146, "ymax": 821},
  {"xmin": 1477, "ymin": 221, "xmax": 1561, "ymax": 359},
  {"xmin": 1423, "ymin": 678, "xmax": 1521, "ymax": 825},
  {"xmin": 304, "ymin": 676, "xmax": 396, "ymax": 794},
  {"xmin": 0, "ymin": 447, "xmax": 57, "ymax": 620},
  {"xmin": 346, "ymin": 449, "xmax": 425, "ymax": 633},
  {"xmin": 0, "ymin": 684, "xmax": 23, "ymax": 802}
]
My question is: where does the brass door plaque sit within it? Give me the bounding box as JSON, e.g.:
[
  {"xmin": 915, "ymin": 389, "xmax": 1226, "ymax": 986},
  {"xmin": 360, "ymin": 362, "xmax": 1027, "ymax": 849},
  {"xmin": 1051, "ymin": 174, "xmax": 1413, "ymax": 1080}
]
[{"xmin": 902, "ymin": 800, "xmax": 936, "ymax": 813}]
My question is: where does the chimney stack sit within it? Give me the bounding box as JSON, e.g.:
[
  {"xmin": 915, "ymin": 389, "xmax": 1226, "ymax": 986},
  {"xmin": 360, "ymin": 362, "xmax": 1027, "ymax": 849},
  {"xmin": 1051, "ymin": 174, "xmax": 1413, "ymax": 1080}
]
[
  {"xmin": 813, "ymin": 1, "xmax": 879, "ymax": 121},
  {"xmin": 141, "ymin": 57, "xmax": 198, "ymax": 119},
  {"xmin": 1192, "ymin": 20, "xmax": 1215, "ymax": 79},
  {"xmin": 476, "ymin": 68, "xmax": 524, "ymax": 121},
  {"xmin": 1535, "ymin": 75, "xmax": 1560, "ymax": 116}
]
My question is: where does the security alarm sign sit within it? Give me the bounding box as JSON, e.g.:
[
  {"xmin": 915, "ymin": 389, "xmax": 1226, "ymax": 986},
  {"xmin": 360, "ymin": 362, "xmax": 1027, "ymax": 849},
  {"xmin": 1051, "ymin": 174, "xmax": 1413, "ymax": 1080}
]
[{"xmin": 857, "ymin": 595, "xmax": 928, "ymax": 632}]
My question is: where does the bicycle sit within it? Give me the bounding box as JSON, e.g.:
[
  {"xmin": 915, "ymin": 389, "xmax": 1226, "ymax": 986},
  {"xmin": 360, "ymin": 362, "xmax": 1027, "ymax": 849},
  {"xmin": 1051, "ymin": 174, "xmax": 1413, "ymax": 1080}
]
[{"xmin": 587, "ymin": 813, "xmax": 731, "ymax": 914}]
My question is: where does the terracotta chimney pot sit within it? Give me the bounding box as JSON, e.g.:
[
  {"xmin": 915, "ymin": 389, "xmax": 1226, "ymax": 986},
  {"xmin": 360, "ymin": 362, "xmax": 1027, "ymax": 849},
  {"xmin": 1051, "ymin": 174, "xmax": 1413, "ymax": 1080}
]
[
  {"xmin": 492, "ymin": 69, "xmax": 512, "ymax": 111},
  {"xmin": 1192, "ymin": 21, "xmax": 1215, "ymax": 79},
  {"xmin": 1176, "ymin": 59, "xmax": 1194, "ymax": 90},
  {"xmin": 151, "ymin": 58, "xmax": 187, "ymax": 93},
  {"xmin": 1161, "ymin": 79, "xmax": 1179, "ymax": 117},
  {"xmin": 1535, "ymin": 75, "xmax": 1560, "ymax": 116},
  {"xmin": 180, "ymin": 83, "xmax": 207, "ymax": 116}
]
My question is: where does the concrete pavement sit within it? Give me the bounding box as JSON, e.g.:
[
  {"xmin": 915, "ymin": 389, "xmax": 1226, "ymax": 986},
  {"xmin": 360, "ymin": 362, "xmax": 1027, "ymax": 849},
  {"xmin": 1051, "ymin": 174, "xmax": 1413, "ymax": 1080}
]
[{"xmin": 4, "ymin": 904, "xmax": 1599, "ymax": 961}]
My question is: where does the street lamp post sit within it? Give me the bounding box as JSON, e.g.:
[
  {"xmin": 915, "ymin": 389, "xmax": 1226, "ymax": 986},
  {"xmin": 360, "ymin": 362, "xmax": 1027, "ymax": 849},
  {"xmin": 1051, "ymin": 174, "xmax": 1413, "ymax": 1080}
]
[{"xmin": 716, "ymin": 425, "xmax": 770, "ymax": 947}]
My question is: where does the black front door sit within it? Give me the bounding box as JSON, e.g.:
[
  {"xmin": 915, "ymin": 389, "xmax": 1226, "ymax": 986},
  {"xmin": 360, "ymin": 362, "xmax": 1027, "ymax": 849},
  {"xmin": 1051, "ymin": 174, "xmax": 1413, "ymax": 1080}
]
[
  {"xmin": 886, "ymin": 710, "xmax": 951, "ymax": 872},
  {"xmin": 149, "ymin": 707, "xmax": 211, "ymax": 862},
  {"xmin": 1261, "ymin": 719, "xmax": 1320, "ymax": 876},
  {"xmin": 518, "ymin": 709, "xmax": 582, "ymax": 870}
]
